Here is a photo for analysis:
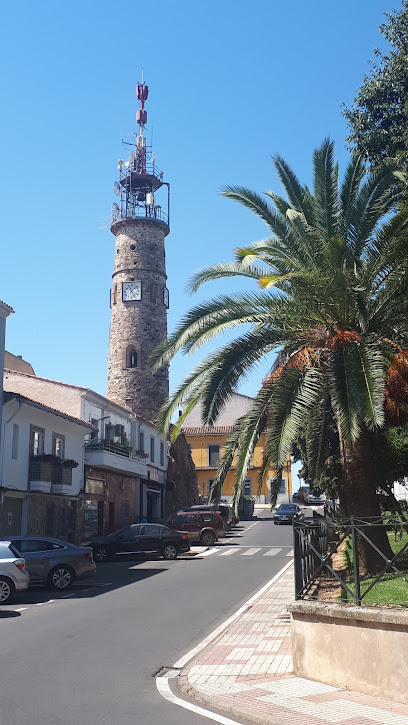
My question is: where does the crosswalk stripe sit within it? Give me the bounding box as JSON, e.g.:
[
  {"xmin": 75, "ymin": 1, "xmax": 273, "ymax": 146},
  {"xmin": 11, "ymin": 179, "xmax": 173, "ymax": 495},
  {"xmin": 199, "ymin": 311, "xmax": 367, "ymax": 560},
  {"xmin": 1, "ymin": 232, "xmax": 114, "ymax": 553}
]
[
  {"xmin": 264, "ymin": 548, "xmax": 282, "ymax": 556},
  {"xmin": 241, "ymin": 548, "xmax": 262, "ymax": 556},
  {"xmin": 286, "ymin": 549, "xmax": 294, "ymax": 557},
  {"xmin": 219, "ymin": 548, "xmax": 238, "ymax": 556}
]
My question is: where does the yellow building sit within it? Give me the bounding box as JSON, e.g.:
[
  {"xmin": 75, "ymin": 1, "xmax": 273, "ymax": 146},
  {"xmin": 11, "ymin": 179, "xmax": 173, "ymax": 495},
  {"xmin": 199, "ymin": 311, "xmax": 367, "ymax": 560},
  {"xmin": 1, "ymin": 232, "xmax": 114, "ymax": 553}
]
[{"xmin": 182, "ymin": 393, "xmax": 292, "ymax": 504}]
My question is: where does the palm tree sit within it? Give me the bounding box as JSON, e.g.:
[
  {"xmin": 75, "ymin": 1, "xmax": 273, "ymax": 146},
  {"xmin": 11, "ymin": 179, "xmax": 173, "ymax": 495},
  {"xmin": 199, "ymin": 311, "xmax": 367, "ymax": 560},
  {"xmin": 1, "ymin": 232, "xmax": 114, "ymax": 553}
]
[{"xmin": 151, "ymin": 139, "xmax": 408, "ymax": 574}]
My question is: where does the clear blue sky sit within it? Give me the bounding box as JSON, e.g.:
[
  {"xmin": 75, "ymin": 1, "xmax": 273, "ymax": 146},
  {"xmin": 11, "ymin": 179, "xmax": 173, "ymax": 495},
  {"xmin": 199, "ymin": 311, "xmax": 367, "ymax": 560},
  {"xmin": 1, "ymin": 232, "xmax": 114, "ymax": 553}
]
[{"xmin": 0, "ymin": 0, "xmax": 399, "ymax": 427}]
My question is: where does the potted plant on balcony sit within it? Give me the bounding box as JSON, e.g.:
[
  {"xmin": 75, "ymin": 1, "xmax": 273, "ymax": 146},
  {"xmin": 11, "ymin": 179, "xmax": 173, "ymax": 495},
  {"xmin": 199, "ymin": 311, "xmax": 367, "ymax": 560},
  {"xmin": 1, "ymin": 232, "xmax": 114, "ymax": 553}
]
[{"xmin": 61, "ymin": 458, "xmax": 79, "ymax": 485}]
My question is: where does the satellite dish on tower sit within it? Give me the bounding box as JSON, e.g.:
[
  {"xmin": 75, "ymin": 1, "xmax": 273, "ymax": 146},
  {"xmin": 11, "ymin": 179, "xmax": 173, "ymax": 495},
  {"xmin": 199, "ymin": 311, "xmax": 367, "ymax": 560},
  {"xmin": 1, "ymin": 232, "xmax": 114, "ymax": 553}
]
[{"xmin": 113, "ymin": 181, "xmax": 121, "ymax": 196}]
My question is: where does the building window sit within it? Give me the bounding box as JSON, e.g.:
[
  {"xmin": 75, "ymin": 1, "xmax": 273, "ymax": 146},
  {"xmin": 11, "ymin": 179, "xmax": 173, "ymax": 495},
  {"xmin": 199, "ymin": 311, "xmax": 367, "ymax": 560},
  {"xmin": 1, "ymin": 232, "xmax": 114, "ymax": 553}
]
[
  {"xmin": 11, "ymin": 424, "xmax": 19, "ymax": 460},
  {"xmin": 150, "ymin": 436, "xmax": 155, "ymax": 463},
  {"xmin": 104, "ymin": 423, "xmax": 114, "ymax": 441},
  {"xmin": 208, "ymin": 444, "xmax": 220, "ymax": 467},
  {"xmin": 52, "ymin": 433, "xmax": 65, "ymax": 459},
  {"xmin": 30, "ymin": 426, "xmax": 45, "ymax": 457},
  {"xmin": 113, "ymin": 284, "xmax": 117, "ymax": 304},
  {"xmin": 244, "ymin": 479, "xmax": 252, "ymax": 496},
  {"xmin": 139, "ymin": 430, "xmax": 144, "ymax": 452},
  {"xmin": 280, "ymin": 477, "xmax": 287, "ymax": 494},
  {"xmin": 188, "ymin": 444, "xmax": 193, "ymax": 455},
  {"xmin": 160, "ymin": 441, "xmax": 165, "ymax": 467},
  {"xmin": 126, "ymin": 346, "xmax": 138, "ymax": 368}
]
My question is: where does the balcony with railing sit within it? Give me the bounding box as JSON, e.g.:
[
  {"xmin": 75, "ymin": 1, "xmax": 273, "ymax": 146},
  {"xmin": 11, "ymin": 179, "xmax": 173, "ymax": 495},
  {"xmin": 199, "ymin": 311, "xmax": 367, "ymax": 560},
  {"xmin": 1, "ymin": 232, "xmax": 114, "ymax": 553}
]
[
  {"xmin": 85, "ymin": 440, "xmax": 148, "ymax": 476},
  {"xmin": 29, "ymin": 458, "xmax": 73, "ymax": 494}
]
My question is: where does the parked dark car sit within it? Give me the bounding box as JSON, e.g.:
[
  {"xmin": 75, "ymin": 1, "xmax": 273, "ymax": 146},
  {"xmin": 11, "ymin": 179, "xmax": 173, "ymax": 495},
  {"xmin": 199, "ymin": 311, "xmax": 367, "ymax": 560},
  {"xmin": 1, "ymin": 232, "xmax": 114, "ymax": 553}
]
[
  {"xmin": 5, "ymin": 537, "xmax": 95, "ymax": 591},
  {"xmin": 166, "ymin": 511, "xmax": 225, "ymax": 546},
  {"xmin": 185, "ymin": 504, "xmax": 232, "ymax": 531},
  {"xmin": 90, "ymin": 523, "xmax": 190, "ymax": 562},
  {"xmin": 274, "ymin": 504, "xmax": 304, "ymax": 525}
]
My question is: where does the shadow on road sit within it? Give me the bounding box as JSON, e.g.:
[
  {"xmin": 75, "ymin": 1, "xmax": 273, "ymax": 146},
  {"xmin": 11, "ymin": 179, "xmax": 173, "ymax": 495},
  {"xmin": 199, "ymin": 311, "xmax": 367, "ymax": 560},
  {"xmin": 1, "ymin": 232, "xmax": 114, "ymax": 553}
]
[
  {"xmin": 6, "ymin": 560, "xmax": 167, "ymax": 608},
  {"xmin": 0, "ymin": 609, "xmax": 21, "ymax": 618}
]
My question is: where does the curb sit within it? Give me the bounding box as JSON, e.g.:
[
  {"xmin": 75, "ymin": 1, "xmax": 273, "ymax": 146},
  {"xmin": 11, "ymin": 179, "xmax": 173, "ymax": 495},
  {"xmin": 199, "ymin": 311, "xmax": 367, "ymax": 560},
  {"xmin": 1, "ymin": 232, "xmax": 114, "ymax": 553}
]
[{"xmin": 178, "ymin": 671, "xmax": 291, "ymax": 725}]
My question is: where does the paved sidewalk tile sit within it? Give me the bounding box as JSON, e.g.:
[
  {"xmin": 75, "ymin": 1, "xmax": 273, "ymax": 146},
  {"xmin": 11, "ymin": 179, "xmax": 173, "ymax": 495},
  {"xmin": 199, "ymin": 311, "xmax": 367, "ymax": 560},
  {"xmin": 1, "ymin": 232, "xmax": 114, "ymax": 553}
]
[{"xmin": 183, "ymin": 563, "xmax": 408, "ymax": 725}]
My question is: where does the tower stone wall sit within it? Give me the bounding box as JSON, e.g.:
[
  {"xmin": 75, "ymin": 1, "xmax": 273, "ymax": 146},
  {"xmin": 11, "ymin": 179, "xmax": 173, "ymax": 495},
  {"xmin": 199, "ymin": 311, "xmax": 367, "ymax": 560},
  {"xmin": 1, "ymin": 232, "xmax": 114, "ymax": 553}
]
[{"xmin": 107, "ymin": 217, "xmax": 169, "ymax": 421}]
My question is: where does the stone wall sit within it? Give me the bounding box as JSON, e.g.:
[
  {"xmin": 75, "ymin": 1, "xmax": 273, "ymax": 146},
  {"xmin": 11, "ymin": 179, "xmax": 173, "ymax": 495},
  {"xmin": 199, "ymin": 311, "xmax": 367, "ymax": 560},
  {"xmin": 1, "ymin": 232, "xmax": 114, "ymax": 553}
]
[
  {"xmin": 27, "ymin": 493, "xmax": 82, "ymax": 544},
  {"xmin": 290, "ymin": 600, "xmax": 408, "ymax": 705},
  {"xmin": 165, "ymin": 431, "xmax": 198, "ymax": 516},
  {"xmin": 107, "ymin": 217, "xmax": 169, "ymax": 422}
]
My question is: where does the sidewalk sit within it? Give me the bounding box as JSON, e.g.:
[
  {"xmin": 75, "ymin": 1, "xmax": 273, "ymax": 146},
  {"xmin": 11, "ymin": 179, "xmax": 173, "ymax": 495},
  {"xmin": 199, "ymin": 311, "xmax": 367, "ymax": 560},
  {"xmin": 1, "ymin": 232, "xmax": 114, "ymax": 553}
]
[{"xmin": 179, "ymin": 563, "xmax": 408, "ymax": 725}]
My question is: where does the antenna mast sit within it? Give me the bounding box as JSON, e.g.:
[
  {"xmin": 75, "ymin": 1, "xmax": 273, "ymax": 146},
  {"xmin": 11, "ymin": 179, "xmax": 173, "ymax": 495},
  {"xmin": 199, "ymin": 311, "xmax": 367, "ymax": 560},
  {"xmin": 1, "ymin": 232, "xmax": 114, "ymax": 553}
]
[{"xmin": 136, "ymin": 76, "xmax": 148, "ymax": 174}]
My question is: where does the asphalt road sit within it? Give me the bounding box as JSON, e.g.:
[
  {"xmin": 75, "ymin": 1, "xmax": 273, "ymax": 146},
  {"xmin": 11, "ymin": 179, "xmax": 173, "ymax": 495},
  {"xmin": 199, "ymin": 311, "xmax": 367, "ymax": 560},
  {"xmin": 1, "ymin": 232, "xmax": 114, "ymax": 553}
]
[{"xmin": 0, "ymin": 508, "xmax": 302, "ymax": 725}]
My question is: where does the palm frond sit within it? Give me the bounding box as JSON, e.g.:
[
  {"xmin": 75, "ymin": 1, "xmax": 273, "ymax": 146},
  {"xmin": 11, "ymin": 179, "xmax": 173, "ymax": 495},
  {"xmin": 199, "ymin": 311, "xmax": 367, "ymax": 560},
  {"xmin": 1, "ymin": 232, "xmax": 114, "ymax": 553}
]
[
  {"xmin": 272, "ymin": 155, "xmax": 315, "ymax": 224},
  {"xmin": 339, "ymin": 152, "xmax": 366, "ymax": 233},
  {"xmin": 313, "ymin": 138, "xmax": 338, "ymax": 240},
  {"xmin": 349, "ymin": 165, "xmax": 405, "ymax": 255},
  {"xmin": 265, "ymin": 365, "xmax": 324, "ymax": 469},
  {"xmin": 186, "ymin": 262, "xmax": 271, "ymax": 296}
]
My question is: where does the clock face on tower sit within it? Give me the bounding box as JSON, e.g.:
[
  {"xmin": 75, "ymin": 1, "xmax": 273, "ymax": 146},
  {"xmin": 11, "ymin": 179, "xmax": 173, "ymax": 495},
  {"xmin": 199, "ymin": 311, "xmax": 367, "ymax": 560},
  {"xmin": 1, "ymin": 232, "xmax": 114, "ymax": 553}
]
[{"xmin": 122, "ymin": 281, "xmax": 142, "ymax": 301}]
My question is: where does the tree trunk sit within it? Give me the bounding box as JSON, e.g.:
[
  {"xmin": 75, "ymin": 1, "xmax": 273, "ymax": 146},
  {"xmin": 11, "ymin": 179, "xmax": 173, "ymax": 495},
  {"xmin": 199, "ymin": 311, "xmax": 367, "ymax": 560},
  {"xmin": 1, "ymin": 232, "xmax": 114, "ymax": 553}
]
[{"xmin": 338, "ymin": 422, "xmax": 393, "ymax": 575}]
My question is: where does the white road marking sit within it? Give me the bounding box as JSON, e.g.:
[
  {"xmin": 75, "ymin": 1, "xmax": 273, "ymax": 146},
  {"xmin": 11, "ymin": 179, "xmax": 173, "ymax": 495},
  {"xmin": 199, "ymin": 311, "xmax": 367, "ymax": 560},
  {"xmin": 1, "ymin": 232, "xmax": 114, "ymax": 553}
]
[
  {"xmin": 15, "ymin": 607, "xmax": 27, "ymax": 612},
  {"xmin": 219, "ymin": 548, "xmax": 238, "ymax": 556},
  {"xmin": 34, "ymin": 600, "xmax": 54, "ymax": 606},
  {"xmin": 197, "ymin": 548, "xmax": 218, "ymax": 557},
  {"xmin": 264, "ymin": 548, "xmax": 282, "ymax": 556},
  {"xmin": 241, "ymin": 547, "xmax": 262, "ymax": 556},
  {"xmin": 286, "ymin": 549, "xmax": 294, "ymax": 557},
  {"xmin": 157, "ymin": 672, "xmax": 244, "ymax": 725}
]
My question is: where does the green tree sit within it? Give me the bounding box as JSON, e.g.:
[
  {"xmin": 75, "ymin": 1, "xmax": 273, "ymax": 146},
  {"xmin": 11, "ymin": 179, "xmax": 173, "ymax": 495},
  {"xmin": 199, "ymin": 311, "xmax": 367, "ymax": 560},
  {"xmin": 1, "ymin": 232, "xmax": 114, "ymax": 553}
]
[
  {"xmin": 344, "ymin": 2, "xmax": 408, "ymax": 168},
  {"xmin": 151, "ymin": 140, "xmax": 408, "ymax": 573}
]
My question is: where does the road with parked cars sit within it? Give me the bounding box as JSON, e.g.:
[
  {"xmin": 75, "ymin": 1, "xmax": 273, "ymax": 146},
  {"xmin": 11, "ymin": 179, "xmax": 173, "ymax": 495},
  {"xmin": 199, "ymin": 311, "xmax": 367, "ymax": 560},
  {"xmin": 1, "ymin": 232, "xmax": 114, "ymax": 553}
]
[{"xmin": 0, "ymin": 504, "xmax": 316, "ymax": 725}]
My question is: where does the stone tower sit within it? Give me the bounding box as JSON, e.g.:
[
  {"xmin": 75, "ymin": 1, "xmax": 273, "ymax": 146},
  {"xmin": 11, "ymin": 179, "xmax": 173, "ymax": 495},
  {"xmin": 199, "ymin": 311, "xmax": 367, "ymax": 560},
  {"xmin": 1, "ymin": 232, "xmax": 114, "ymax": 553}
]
[{"xmin": 107, "ymin": 80, "xmax": 170, "ymax": 421}]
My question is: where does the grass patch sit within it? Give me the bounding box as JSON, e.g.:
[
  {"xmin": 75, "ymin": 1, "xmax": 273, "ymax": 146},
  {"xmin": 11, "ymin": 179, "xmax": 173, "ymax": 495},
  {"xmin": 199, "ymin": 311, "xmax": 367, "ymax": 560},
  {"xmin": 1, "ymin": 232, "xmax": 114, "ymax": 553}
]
[{"xmin": 341, "ymin": 529, "xmax": 408, "ymax": 606}]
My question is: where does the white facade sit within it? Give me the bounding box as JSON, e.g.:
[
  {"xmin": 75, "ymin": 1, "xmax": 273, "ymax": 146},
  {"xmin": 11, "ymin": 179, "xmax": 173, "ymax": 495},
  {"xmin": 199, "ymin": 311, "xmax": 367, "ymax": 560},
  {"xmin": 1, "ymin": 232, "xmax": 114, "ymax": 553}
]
[
  {"xmin": 0, "ymin": 301, "xmax": 14, "ymax": 455},
  {"xmin": 0, "ymin": 393, "xmax": 92, "ymax": 538},
  {"xmin": 2, "ymin": 370, "xmax": 167, "ymax": 481},
  {"xmin": 393, "ymin": 479, "xmax": 408, "ymax": 502}
]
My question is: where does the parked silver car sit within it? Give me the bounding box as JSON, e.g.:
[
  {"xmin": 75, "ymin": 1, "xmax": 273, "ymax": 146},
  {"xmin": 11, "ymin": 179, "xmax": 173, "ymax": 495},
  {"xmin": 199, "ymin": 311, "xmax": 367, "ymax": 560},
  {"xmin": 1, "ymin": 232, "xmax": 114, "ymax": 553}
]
[
  {"xmin": 3, "ymin": 537, "xmax": 95, "ymax": 591},
  {"xmin": 0, "ymin": 541, "xmax": 30, "ymax": 604}
]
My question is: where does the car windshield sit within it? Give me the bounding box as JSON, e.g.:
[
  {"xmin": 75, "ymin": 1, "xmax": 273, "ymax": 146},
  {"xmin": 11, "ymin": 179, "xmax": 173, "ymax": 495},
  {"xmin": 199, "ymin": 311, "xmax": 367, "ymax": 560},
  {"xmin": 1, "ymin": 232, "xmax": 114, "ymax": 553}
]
[{"xmin": 278, "ymin": 505, "xmax": 297, "ymax": 512}]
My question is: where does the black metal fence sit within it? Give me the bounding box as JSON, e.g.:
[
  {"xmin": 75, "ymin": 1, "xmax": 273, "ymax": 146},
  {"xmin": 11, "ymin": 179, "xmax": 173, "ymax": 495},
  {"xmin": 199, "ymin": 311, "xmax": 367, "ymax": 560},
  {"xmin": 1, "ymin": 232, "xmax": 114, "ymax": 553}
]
[{"xmin": 293, "ymin": 514, "xmax": 408, "ymax": 607}]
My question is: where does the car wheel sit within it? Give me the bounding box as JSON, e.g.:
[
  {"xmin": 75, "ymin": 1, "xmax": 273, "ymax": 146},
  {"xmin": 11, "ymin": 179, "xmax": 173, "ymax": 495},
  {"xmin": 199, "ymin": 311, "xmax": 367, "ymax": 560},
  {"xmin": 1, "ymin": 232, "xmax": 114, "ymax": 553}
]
[
  {"xmin": 94, "ymin": 547, "xmax": 109, "ymax": 563},
  {"xmin": 200, "ymin": 531, "xmax": 216, "ymax": 546},
  {"xmin": 162, "ymin": 544, "xmax": 178, "ymax": 560},
  {"xmin": 48, "ymin": 566, "xmax": 74, "ymax": 591},
  {"xmin": 0, "ymin": 577, "xmax": 14, "ymax": 604}
]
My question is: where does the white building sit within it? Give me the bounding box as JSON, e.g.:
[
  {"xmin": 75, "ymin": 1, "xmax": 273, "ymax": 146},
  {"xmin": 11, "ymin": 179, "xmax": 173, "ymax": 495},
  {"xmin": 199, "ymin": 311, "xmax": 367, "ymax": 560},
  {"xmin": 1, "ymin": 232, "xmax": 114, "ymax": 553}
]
[
  {"xmin": 0, "ymin": 301, "xmax": 14, "ymax": 455},
  {"xmin": 3, "ymin": 369, "xmax": 167, "ymax": 536},
  {"xmin": 0, "ymin": 391, "xmax": 93, "ymax": 541}
]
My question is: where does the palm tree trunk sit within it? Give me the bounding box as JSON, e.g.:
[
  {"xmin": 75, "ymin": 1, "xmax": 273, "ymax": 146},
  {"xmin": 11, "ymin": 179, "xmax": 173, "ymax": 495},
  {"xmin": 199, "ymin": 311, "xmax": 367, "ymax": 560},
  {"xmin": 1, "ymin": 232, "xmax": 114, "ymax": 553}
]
[{"xmin": 338, "ymin": 423, "xmax": 393, "ymax": 575}]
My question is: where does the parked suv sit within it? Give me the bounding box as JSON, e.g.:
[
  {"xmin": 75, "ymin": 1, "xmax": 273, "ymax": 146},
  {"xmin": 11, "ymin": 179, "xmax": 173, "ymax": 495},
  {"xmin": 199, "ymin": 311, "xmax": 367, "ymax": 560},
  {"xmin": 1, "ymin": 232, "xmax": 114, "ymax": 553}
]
[
  {"xmin": 0, "ymin": 541, "xmax": 30, "ymax": 604},
  {"xmin": 166, "ymin": 511, "xmax": 225, "ymax": 546},
  {"xmin": 185, "ymin": 504, "xmax": 232, "ymax": 531}
]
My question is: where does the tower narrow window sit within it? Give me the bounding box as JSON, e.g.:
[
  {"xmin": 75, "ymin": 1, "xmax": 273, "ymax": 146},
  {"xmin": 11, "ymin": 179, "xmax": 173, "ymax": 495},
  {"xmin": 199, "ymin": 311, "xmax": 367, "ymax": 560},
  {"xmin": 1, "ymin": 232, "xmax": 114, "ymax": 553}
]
[{"xmin": 126, "ymin": 346, "xmax": 138, "ymax": 368}]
